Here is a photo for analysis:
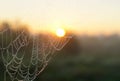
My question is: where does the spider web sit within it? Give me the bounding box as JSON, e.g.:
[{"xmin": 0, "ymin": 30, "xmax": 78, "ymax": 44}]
[{"xmin": 0, "ymin": 27, "xmax": 72, "ymax": 81}]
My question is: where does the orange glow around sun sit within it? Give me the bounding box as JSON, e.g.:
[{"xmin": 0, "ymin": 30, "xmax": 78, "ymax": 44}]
[{"xmin": 56, "ymin": 28, "xmax": 66, "ymax": 37}]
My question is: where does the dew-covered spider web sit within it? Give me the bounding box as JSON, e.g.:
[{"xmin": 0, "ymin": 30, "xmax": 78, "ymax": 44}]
[{"xmin": 0, "ymin": 25, "xmax": 72, "ymax": 81}]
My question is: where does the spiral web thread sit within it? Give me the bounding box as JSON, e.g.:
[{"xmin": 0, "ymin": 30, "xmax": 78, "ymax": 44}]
[{"xmin": 0, "ymin": 27, "xmax": 72, "ymax": 81}]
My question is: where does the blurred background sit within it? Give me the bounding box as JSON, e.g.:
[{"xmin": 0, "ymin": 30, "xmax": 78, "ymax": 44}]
[{"xmin": 0, "ymin": 22, "xmax": 120, "ymax": 81}]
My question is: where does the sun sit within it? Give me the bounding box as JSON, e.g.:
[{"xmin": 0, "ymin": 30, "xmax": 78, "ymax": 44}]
[{"xmin": 56, "ymin": 28, "xmax": 66, "ymax": 37}]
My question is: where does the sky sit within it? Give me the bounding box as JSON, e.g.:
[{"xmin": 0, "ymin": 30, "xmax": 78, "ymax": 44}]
[{"xmin": 0, "ymin": 0, "xmax": 120, "ymax": 35}]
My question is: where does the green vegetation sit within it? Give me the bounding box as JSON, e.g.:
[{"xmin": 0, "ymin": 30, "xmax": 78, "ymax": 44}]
[{"xmin": 37, "ymin": 35, "xmax": 120, "ymax": 81}]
